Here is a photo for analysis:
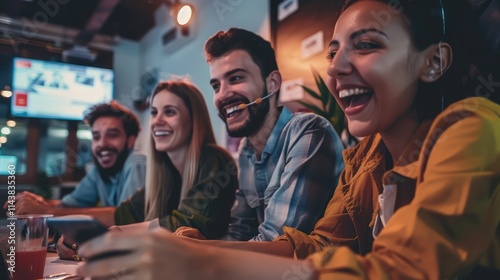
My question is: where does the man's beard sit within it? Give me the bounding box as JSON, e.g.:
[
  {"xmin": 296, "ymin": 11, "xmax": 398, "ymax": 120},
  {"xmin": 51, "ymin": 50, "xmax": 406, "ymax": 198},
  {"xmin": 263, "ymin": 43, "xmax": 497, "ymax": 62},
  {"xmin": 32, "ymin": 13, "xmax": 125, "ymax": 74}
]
[
  {"xmin": 221, "ymin": 87, "xmax": 271, "ymax": 138},
  {"xmin": 94, "ymin": 146, "xmax": 130, "ymax": 182}
]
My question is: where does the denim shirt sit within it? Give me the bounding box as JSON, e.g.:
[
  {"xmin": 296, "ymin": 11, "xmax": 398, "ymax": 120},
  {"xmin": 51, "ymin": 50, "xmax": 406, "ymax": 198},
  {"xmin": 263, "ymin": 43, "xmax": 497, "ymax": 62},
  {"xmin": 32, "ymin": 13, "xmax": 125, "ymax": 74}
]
[
  {"xmin": 61, "ymin": 152, "xmax": 146, "ymax": 207},
  {"xmin": 222, "ymin": 108, "xmax": 344, "ymax": 241}
]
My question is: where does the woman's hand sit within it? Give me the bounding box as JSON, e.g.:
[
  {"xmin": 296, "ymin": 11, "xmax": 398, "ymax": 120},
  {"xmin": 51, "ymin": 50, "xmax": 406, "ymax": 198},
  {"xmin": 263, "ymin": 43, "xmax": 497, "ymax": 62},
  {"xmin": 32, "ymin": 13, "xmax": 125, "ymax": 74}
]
[
  {"xmin": 173, "ymin": 226, "xmax": 207, "ymax": 240},
  {"xmin": 77, "ymin": 227, "xmax": 312, "ymax": 280},
  {"xmin": 77, "ymin": 227, "xmax": 214, "ymax": 280}
]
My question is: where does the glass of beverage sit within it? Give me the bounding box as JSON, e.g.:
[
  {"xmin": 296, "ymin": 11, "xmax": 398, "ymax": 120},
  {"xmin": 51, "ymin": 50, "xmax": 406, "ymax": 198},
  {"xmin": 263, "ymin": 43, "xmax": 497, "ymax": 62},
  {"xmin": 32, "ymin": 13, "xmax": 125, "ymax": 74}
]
[{"xmin": 12, "ymin": 214, "xmax": 53, "ymax": 280}]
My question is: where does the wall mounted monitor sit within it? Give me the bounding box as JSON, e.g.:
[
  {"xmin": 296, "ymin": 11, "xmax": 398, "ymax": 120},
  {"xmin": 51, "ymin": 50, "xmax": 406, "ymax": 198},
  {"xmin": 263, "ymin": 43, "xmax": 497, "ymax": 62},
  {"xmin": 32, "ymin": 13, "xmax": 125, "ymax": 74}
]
[{"xmin": 11, "ymin": 57, "xmax": 114, "ymax": 120}]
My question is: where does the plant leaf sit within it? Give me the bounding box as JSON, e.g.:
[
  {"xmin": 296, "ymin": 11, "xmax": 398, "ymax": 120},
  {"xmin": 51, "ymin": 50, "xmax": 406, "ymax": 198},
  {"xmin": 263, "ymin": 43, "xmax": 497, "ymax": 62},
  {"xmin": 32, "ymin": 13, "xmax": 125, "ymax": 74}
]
[
  {"xmin": 313, "ymin": 69, "xmax": 332, "ymax": 111},
  {"xmin": 297, "ymin": 68, "xmax": 347, "ymax": 137},
  {"xmin": 300, "ymin": 85, "xmax": 322, "ymax": 100}
]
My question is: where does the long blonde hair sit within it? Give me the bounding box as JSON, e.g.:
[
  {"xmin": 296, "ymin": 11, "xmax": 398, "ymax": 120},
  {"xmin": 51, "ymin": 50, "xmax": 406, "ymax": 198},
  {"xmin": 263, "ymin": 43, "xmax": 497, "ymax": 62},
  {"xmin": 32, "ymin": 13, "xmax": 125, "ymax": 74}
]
[{"xmin": 144, "ymin": 79, "xmax": 217, "ymax": 221}]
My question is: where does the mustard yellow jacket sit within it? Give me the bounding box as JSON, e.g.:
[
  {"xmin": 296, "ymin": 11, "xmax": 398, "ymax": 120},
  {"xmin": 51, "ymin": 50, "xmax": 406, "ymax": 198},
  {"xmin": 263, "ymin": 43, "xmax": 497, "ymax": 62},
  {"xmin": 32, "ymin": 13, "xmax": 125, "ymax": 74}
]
[{"xmin": 279, "ymin": 97, "xmax": 500, "ymax": 279}]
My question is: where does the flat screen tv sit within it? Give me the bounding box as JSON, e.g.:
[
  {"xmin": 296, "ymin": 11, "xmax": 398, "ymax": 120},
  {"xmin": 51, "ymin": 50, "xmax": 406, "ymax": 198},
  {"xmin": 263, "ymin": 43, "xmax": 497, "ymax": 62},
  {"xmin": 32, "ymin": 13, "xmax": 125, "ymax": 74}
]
[{"xmin": 11, "ymin": 57, "xmax": 114, "ymax": 120}]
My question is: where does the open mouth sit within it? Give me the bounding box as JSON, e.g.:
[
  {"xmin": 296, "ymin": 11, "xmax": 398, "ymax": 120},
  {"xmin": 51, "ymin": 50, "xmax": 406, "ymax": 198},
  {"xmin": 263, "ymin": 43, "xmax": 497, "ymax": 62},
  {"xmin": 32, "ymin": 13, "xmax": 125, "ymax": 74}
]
[
  {"xmin": 339, "ymin": 88, "xmax": 373, "ymax": 109},
  {"xmin": 225, "ymin": 105, "xmax": 244, "ymax": 118},
  {"xmin": 153, "ymin": 130, "xmax": 173, "ymax": 136},
  {"xmin": 220, "ymin": 97, "xmax": 249, "ymax": 119},
  {"xmin": 97, "ymin": 149, "xmax": 116, "ymax": 161}
]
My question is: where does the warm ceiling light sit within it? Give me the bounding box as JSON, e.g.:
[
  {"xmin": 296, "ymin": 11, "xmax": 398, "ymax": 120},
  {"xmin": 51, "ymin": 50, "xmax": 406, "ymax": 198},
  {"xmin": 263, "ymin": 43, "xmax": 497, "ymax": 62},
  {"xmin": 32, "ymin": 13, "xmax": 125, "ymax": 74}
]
[
  {"xmin": 176, "ymin": 4, "xmax": 193, "ymax": 26},
  {"xmin": 1, "ymin": 85, "xmax": 12, "ymax": 98},
  {"xmin": 0, "ymin": 136, "xmax": 7, "ymax": 144},
  {"xmin": 6, "ymin": 120, "xmax": 16, "ymax": 127},
  {"xmin": 1, "ymin": 127, "xmax": 11, "ymax": 135}
]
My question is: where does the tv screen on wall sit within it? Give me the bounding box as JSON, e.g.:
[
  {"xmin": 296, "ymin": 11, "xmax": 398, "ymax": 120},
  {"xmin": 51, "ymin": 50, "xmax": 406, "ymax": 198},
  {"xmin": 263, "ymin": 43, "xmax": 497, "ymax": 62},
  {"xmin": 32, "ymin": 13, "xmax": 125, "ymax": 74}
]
[{"xmin": 11, "ymin": 57, "xmax": 114, "ymax": 120}]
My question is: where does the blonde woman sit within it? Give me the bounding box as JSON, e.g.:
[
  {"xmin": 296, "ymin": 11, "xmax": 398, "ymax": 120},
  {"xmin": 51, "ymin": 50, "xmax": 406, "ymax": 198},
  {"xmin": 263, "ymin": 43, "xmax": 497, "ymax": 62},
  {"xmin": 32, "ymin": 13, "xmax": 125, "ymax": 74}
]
[{"xmin": 113, "ymin": 80, "xmax": 238, "ymax": 239}]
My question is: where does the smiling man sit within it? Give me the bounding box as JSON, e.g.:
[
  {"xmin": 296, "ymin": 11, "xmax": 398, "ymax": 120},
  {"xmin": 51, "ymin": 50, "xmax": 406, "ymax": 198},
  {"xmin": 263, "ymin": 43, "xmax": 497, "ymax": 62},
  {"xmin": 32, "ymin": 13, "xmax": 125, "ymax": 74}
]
[
  {"xmin": 6, "ymin": 101, "xmax": 146, "ymax": 226},
  {"xmin": 178, "ymin": 28, "xmax": 344, "ymax": 241}
]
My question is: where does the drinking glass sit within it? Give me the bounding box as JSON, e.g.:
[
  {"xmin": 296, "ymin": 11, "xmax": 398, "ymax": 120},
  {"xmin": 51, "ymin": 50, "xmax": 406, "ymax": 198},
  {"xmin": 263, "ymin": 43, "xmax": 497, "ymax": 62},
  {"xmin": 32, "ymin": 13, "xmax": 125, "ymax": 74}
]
[{"xmin": 12, "ymin": 214, "xmax": 53, "ymax": 280}]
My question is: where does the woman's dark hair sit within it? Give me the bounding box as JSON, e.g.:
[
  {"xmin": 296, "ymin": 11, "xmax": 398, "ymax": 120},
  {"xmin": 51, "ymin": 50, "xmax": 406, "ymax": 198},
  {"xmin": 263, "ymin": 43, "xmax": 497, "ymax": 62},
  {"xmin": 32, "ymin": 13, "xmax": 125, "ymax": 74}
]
[
  {"xmin": 204, "ymin": 28, "xmax": 279, "ymax": 80},
  {"xmin": 343, "ymin": 0, "xmax": 498, "ymax": 119}
]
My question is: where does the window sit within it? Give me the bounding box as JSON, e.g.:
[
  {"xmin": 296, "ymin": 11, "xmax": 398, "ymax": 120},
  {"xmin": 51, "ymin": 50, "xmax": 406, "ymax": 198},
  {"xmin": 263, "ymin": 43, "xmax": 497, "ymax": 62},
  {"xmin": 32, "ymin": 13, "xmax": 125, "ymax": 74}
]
[
  {"xmin": 35, "ymin": 120, "xmax": 92, "ymax": 182},
  {"xmin": 0, "ymin": 116, "xmax": 89, "ymax": 185},
  {"xmin": 0, "ymin": 118, "xmax": 28, "ymax": 175},
  {"xmin": 77, "ymin": 122, "xmax": 93, "ymax": 173},
  {"xmin": 38, "ymin": 119, "xmax": 68, "ymax": 177}
]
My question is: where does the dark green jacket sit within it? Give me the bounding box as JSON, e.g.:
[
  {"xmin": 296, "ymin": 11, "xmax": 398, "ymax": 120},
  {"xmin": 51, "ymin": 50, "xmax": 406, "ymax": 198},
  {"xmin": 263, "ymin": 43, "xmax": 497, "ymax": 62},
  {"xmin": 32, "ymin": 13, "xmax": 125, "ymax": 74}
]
[{"xmin": 115, "ymin": 145, "xmax": 238, "ymax": 239}]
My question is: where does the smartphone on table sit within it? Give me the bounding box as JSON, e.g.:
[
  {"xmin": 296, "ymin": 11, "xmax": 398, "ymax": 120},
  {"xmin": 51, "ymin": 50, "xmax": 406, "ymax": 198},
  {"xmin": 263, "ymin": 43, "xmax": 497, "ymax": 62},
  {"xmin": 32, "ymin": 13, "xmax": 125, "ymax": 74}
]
[
  {"xmin": 47, "ymin": 215, "xmax": 108, "ymax": 244},
  {"xmin": 47, "ymin": 215, "xmax": 130, "ymax": 262}
]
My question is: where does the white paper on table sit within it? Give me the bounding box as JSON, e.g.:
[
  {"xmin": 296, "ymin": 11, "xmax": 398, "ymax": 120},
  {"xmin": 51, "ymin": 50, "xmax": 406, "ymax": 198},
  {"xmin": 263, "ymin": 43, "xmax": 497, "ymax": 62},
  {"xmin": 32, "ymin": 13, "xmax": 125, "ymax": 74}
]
[{"xmin": 44, "ymin": 256, "xmax": 86, "ymax": 279}]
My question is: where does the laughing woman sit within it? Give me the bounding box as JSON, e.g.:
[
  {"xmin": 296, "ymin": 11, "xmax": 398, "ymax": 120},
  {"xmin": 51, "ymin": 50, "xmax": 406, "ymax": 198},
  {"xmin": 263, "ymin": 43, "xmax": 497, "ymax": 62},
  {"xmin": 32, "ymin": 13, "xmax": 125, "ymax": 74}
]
[
  {"xmin": 113, "ymin": 80, "xmax": 237, "ymax": 238},
  {"xmin": 78, "ymin": 0, "xmax": 499, "ymax": 279}
]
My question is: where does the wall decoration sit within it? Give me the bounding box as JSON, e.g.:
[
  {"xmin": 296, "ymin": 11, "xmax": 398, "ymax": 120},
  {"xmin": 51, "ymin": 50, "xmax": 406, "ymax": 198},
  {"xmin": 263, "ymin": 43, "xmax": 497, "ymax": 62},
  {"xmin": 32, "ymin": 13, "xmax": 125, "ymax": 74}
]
[
  {"xmin": 301, "ymin": 30, "xmax": 324, "ymax": 59},
  {"xmin": 278, "ymin": 0, "xmax": 299, "ymax": 21},
  {"xmin": 279, "ymin": 78, "xmax": 304, "ymax": 103}
]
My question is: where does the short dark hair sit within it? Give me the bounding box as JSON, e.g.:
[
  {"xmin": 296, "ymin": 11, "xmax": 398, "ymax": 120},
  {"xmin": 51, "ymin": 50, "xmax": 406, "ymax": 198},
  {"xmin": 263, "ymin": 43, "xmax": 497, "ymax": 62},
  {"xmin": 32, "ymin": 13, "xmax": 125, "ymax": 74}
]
[
  {"xmin": 84, "ymin": 100, "xmax": 140, "ymax": 137},
  {"xmin": 204, "ymin": 28, "xmax": 279, "ymax": 80}
]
